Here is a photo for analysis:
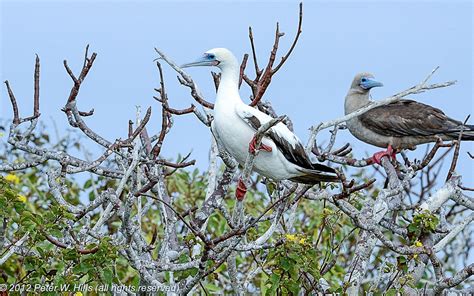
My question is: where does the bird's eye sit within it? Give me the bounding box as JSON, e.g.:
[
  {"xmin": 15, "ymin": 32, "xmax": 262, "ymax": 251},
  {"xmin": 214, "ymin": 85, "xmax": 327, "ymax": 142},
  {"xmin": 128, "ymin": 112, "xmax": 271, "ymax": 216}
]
[
  {"xmin": 207, "ymin": 54, "xmax": 215, "ymax": 59},
  {"xmin": 361, "ymin": 77, "xmax": 367, "ymax": 83}
]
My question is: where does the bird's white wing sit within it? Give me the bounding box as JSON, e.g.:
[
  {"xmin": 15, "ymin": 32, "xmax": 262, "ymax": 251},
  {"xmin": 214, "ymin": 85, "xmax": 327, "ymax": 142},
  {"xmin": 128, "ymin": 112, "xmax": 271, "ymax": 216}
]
[{"xmin": 234, "ymin": 104, "xmax": 316, "ymax": 170}]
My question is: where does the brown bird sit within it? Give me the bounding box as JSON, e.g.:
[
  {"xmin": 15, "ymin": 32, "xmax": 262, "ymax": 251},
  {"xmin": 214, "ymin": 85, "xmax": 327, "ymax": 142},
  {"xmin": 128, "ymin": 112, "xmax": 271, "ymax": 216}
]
[{"xmin": 344, "ymin": 72, "xmax": 474, "ymax": 164}]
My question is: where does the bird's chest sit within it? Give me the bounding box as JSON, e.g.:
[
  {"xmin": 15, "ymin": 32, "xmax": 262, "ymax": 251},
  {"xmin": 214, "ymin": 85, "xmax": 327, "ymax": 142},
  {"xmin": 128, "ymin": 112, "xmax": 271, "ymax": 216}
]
[
  {"xmin": 213, "ymin": 106, "xmax": 254, "ymax": 164},
  {"xmin": 347, "ymin": 117, "xmax": 392, "ymax": 148}
]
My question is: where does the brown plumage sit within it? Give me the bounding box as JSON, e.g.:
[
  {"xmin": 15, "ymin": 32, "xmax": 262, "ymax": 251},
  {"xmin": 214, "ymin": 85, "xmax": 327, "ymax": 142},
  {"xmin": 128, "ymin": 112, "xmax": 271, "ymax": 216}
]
[
  {"xmin": 345, "ymin": 73, "xmax": 474, "ymax": 150},
  {"xmin": 359, "ymin": 99, "xmax": 474, "ymax": 141}
]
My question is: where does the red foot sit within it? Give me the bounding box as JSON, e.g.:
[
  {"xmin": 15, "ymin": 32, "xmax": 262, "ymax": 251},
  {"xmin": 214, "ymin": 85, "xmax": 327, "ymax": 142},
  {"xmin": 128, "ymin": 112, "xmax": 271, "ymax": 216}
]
[
  {"xmin": 372, "ymin": 145, "xmax": 397, "ymax": 165},
  {"xmin": 249, "ymin": 135, "xmax": 272, "ymax": 154},
  {"xmin": 236, "ymin": 178, "xmax": 247, "ymax": 201}
]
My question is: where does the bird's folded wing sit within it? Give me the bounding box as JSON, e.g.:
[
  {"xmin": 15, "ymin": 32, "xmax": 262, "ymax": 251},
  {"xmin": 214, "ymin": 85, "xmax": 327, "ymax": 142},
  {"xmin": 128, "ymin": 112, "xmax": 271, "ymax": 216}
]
[
  {"xmin": 359, "ymin": 99, "xmax": 462, "ymax": 137},
  {"xmin": 235, "ymin": 104, "xmax": 316, "ymax": 170}
]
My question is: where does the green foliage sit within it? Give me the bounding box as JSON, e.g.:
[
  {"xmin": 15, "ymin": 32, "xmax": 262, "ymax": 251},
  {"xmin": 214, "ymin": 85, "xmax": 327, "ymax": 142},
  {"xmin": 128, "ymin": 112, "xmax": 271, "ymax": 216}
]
[
  {"xmin": 263, "ymin": 234, "xmax": 320, "ymax": 295},
  {"xmin": 1, "ymin": 172, "xmax": 121, "ymax": 291},
  {"xmin": 407, "ymin": 210, "xmax": 439, "ymax": 242},
  {"xmin": 0, "ymin": 126, "xmax": 136, "ymax": 292}
]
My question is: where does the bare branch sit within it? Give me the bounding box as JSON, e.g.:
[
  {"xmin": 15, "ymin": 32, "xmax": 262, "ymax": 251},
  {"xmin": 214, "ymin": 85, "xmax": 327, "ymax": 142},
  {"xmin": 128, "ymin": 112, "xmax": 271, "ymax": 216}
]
[
  {"xmin": 33, "ymin": 54, "xmax": 40, "ymax": 118},
  {"xmin": 246, "ymin": 3, "xmax": 304, "ymax": 107},
  {"xmin": 154, "ymin": 47, "xmax": 214, "ymax": 109},
  {"xmin": 4, "ymin": 80, "xmax": 20, "ymax": 125},
  {"xmin": 433, "ymin": 263, "xmax": 474, "ymax": 294}
]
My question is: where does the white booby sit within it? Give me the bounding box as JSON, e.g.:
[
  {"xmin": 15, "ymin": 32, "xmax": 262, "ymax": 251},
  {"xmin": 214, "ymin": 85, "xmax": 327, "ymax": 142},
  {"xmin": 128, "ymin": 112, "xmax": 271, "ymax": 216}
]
[
  {"xmin": 182, "ymin": 48, "xmax": 338, "ymax": 198},
  {"xmin": 345, "ymin": 72, "xmax": 474, "ymax": 164}
]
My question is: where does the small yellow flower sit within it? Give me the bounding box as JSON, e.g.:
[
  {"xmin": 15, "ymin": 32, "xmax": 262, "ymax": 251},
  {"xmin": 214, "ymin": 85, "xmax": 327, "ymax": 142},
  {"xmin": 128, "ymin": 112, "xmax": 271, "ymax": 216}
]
[
  {"xmin": 414, "ymin": 241, "xmax": 423, "ymax": 247},
  {"xmin": 413, "ymin": 254, "xmax": 418, "ymax": 259},
  {"xmin": 285, "ymin": 234, "xmax": 297, "ymax": 242},
  {"xmin": 5, "ymin": 174, "xmax": 20, "ymax": 184},
  {"xmin": 75, "ymin": 292, "xmax": 83, "ymax": 296},
  {"xmin": 299, "ymin": 238, "xmax": 306, "ymax": 244},
  {"xmin": 17, "ymin": 195, "xmax": 27, "ymax": 203},
  {"xmin": 322, "ymin": 208, "xmax": 334, "ymax": 216}
]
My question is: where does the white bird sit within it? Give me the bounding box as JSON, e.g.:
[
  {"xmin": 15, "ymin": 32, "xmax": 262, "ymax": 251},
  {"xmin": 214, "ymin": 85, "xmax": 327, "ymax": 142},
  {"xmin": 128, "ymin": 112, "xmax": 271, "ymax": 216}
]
[{"xmin": 182, "ymin": 48, "xmax": 338, "ymax": 198}]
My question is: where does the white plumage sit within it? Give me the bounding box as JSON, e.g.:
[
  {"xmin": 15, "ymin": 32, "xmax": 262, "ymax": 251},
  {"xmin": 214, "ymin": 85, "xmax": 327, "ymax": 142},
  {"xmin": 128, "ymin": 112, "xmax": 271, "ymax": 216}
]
[{"xmin": 182, "ymin": 48, "xmax": 337, "ymax": 184}]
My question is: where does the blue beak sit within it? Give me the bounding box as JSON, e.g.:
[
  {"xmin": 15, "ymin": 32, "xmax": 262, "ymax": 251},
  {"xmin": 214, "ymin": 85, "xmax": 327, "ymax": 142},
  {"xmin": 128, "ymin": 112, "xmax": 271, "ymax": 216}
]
[
  {"xmin": 360, "ymin": 78, "xmax": 384, "ymax": 90},
  {"xmin": 181, "ymin": 56, "xmax": 219, "ymax": 68}
]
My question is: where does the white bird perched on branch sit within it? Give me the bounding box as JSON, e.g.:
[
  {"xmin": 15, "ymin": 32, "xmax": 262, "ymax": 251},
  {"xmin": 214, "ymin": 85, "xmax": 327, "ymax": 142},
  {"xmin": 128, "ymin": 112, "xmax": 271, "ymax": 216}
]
[{"xmin": 182, "ymin": 48, "xmax": 338, "ymax": 200}]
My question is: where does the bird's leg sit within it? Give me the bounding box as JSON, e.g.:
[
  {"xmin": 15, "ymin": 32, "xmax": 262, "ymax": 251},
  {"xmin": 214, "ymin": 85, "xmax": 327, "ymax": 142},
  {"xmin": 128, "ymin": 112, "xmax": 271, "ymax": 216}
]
[
  {"xmin": 235, "ymin": 178, "xmax": 247, "ymax": 201},
  {"xmin": 249, "ymin": 135, "xmax": 272, "ymax": 154},
  {"xmin": 372, "ymin": 144, "xmax": 397, "ymax": 165}
]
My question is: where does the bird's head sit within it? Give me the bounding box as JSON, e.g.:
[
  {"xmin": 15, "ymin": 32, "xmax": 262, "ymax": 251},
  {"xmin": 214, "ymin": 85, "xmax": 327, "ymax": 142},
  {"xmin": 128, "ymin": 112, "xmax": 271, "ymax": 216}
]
[
  {"xmin": 351, "ymin": 72, "xmax": 384, "ymax": 93},
  {"xmin": 181, "ymin": 48, "xmax": 238, "ymax": 70}
]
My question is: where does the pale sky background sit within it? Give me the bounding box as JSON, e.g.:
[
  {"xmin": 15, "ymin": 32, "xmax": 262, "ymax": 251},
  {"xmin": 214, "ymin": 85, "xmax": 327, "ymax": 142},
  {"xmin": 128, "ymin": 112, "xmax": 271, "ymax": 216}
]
[{"xmin": 1, "ymin": 0, "xmax": 473, "ymax": 187}]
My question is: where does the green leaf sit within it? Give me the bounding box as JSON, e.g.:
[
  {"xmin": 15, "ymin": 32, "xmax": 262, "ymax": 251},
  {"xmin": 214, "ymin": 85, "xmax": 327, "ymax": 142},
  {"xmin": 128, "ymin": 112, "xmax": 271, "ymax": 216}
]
[
  {"xmin": 287, "ymin": 252, "xmax": 300, "ymax": 262},
  {"xmin": 84, "ymin": 179, "xmax": 93, "ymax": 189},
  {"xmin": 268, "ymin": 273, "xmax": 280, "ymax": 294},
  {"xmin": 24, "ymin": 257, "xmax": 37, "ymax": 270},
  {"xmin": 280, "ymin": 258, "xmax": 291, "ymax": 271},
  {"xmin": 62, "ymin": 249, "xmax": 77, "ymax": 261},
  {"xmin": 56, "ymin": 262, "xmax": 66, "ymax": 273},
  {"xmin": 260, "ymin": 272, "xmax": 268, "ymax": 295},
  {"xmin": 49, "ymin": 229, "xmax": 63, "ymax": 238},
  {"xmin": 397, "ymin": 256, "xmax": 408, "ymax": 273},
  {"xmin": 36, "ymin": 246, "xmax": 46, "ymax": 257},
  {"xmin": 386, "ymin": 288, "xmax": 398, "ymax": 296},
  {"xmin": 13, "ymin": 200, "xmax": 25, "ymax": 215},
  {"xmin": 73, "ymin": 262, "xmax": 94, "ymax": 273},
  {"xmin": 266, "ymin": 182, "xmax": 275, "ymax": 196},
  {"xmin": 101, "ymin": 267, "xmax": 114, "ymax": 284},
  {"xmin": 204, "ymin": 283, "xmax": 220, "ymax": 292},
  {"xmin": 287, "ymin": 280, "xmax": 300, "ymax": 295},
  {"xmin": 23, "ymin": 220, "xmax": 36, "ymax": 231}
]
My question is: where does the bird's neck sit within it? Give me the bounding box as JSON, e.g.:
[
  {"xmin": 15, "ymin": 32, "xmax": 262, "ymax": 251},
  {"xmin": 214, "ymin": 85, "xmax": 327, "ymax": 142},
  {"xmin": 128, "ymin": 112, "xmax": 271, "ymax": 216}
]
[
  {"xmin": 345, "ymin": 89, "xmax": 371, "ymax": 115},
  {"xmin": 216, "ymin": 63, "xmax": 242, "ymax": 106}
]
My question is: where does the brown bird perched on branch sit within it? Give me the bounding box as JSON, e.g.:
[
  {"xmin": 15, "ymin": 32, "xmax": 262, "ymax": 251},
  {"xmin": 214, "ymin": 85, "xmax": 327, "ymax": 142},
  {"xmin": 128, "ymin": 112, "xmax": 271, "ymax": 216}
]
[{"xmin": 344, "ymin": 72, "xmax": 474, "ymax": 164}]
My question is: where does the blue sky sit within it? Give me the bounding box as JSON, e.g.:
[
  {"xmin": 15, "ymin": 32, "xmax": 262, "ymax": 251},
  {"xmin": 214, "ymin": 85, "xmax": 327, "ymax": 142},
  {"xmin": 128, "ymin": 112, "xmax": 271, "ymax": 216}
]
[{"xmin": 1, "ymin": 0, "xmax": 473, "ymax": 185}]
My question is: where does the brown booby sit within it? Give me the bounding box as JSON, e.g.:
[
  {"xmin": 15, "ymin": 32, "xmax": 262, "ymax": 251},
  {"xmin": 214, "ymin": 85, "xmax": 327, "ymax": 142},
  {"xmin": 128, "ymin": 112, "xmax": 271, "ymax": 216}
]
[{"xmin": 345, "ymin": 73, "xmax": 474, "ymax": 164}]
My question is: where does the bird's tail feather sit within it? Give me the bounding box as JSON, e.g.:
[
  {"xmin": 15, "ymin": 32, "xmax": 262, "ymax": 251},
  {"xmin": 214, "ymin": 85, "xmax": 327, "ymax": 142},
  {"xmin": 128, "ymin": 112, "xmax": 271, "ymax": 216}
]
[
  {"xmin": 292, "ymin": 166, "xmax": 339, "ymax": 184},
  {"xmin": 310, "ymin": 163, "xmax": 338, "ymax": 174},
  {"xmin": 447, "ymin": 124, "xmax": 474, "ymax": 141}
]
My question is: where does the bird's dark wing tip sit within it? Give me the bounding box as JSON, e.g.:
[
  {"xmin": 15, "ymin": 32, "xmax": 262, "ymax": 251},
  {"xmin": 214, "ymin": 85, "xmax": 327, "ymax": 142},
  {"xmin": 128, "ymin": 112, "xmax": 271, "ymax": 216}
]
[
  {"xmin": 310, "ymin": 163, "xmax": 337, "ymax": 174},
  {"xmin": 289, "ymin": 173, "xmax": 339, "ymax": 184},
  {"xmin": 292, "ymin": 166, "xmax": 340, "ymax": 184}
]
